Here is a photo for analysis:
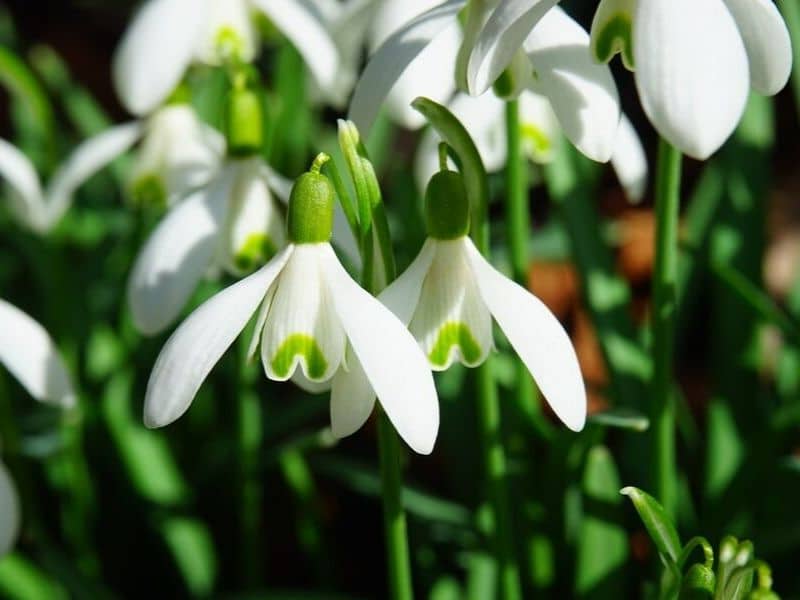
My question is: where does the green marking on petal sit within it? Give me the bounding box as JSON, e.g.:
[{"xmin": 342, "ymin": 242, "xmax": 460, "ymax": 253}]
[
  {"xmin": 234, "ymin": 233, "xmax": 276, "ymax": 272},
  {"xmin": 594, "ymin": 14, "xmax": 635, "ymax": 71},
  {"xmin": 215, "ymin": 26, "xmax": 245, "ymax": 62},
  {"xmin": 270, "ymin": 334, "xmax": 328, "ymax": 380},
  {"xmin": 520, "ymin": 123, "xmax": 552, "ymax": 163},
  {"xmin": 130, "ymin": 174, "xmax": 166, "ymax": 209},
  {"xmin": 429, "ymin": 322, "xmax": 483, "ymax": 368}
]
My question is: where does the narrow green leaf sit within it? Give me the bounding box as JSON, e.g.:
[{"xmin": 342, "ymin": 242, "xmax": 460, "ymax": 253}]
[
  {"xmin": 588, "ymin": 407, "xmax": 650, "ymax": 432},
  {"xmin": 0, "ymin": 553, "xmax": 68, "ymax": 600},
  {"xmin": 620, "ymin": 486, "xmax": 681, "ymax": 564}
]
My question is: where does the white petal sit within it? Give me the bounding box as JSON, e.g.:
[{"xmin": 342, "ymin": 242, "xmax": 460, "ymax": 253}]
[
  {"xmin": 46, "ymin": 122, "xmax": 143, "ymax": 228},
  {"xmin": 131, "ymin": 105, "xmax": 224, "ymax": 204},
  {"xmin": 0, "ymin": 138, "xmax": 46, "ymax": 232},
  {"xmin": 260, "ymin": 163, "xmax": 293, "ymax": 204},
  {"xmin": 379, "ymin": 238, "xmax": 438, "ymax": 324},
  {"xmin": 194, "ymin": 0, "xmax": 257, "ymax": 64},
  {"xmin": 144, "ymin": 246, "xmax": 294, "ymax": 427},
  {"xmin": 611, "ymin": 114, "xmax": 648, "ymax": 202},
  {"xmin": 589, "ymin": 0, "xmax": 636, "ymax": 69},
  {"xmin": 251, "ymin": 0, "xmax": 340, "ymax": 96},
  {"xmin": 466, "ymin": 0, "xmax": 559, "ymax": 95},
  {"xmin": 321, "ymin": 244, "xmax": 439, "ymax": 454},
  {"xmin": 524, "ymin": 7, "xmax": 620, "ymax": 163},
  {"xmin": 219, "ymin": 158, "xmax": 285, "ymax": 276},
  {"xmin": 261, "ymin": 244, "xmax": 346, "ymax": 383},
  {"xmin": 127, "ymin": 169, "xmax": 233, "ymax": 336},
  {"xmin": 0, "ymin": 299, "xmax": 75, "ymax": 408},
  {"xmin": 0, "ymin": 461, "xmax": 20, "ymax": 557},
  {"xmin": 291, "ymin": 369, "xmax": 332, "ymax": 394},
  {"xmin": 722, "ymin": 0, "xmax": 792, "ymax": 95},
  {"xmin": 347, "ymin": 0, "xmax": 467, "ymax": 135},
  {"xmin": 409, "ymin": 239, "xmax": 494, "ymax": 370},
  {"xmin": 634, "ymin": 0, "xmax": 749, "ymax": 160},
  {"xmin": 518, "ymin": 91, "xmax": 561, "ymax": 164},
  {"xmin": 330, "ymin": 348, "xmax": 376, "ymax": 438},
  {"xmin": 464, "ymin": 238, "xmax": 586, "ymax": 431},
  {"xmin": 113, "ymin": 0, "xmax": 208, "ymax": 115}
]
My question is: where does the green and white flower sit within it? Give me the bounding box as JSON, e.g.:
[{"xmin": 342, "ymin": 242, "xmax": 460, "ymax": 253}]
[
  {"xmin": 332, "ymin": 168, "xmax": 587, "ymax": 436},
  {"xmin": 590, "ymin": 0, "xmax": 792, "ymax": 159},
  {"xmin": 128, "ymin": 155, "xmax": 286, "ymax": 335},
  {"xmin": 113, "ymin": 0, "xmax": 341, "ymax": 116},
  {"xmin": 144, "ymin": 159, "xmax": 439, "ymax": 454},
  {"xmin": 350, "ymin": 2, "xmax": 621, "ymax": 163}
]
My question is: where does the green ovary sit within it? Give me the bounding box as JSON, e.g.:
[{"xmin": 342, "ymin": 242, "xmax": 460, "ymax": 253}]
[
  {"xmin": 234, "ymin": 233, "xmax": 276, "ymax": 272},
  {"xmin": 594, "ymin": 15, "xmax": 634, "ymax": 70},
  {"xmin": 130, "ymin": 174, "xmax": 166, "ymax": 209},
  {"xmin": 270, "ymin": 334, "xmax": 328, "ymax": 380},
  {"xmin": 429, "ymin": 322, "xmax": 483, "ymax": 368}
]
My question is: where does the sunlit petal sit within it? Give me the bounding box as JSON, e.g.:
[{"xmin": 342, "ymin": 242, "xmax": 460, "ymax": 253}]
[
  {"xmin": 0, "ymin": 138, "xmax": 46, "ymax": 232},
  {"xmin": 611, "ymin": 114, "xmax": 648, "ymax": 202},
  {"xmin": 330, "ymin": 347, "xmax": 376, "ymax": 438},
  {"xmin": 379, "ymin": 238, "xmax": 438, "ymax": 324}
]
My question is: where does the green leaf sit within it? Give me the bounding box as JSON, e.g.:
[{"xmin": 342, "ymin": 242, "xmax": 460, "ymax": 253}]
[
  {"xmin": 0, "ymin": 553, "xmax": 68, "ymax": 600},
  {"xmin": 620, "ymin": 486, "xmax": 682, "ymax": 564}
]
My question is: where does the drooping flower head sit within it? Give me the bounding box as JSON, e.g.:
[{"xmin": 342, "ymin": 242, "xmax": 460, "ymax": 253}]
[
  {"xmin": 144, "ymin": 155, "xmax": 440, "ymax": 454},
  {"xmin": 590, "ymin": 0, "xmax": 792, "ymax": 158}
]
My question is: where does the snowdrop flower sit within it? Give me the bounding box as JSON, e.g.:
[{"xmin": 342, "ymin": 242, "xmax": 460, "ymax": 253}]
[
  {"xmin": 351, "ymin": 3, "xmax": 620, "ymax": 162},
  {"xmin": 113, "ymin": 0, "xmax": 340, "ymax": 116},
  {"xmin": 336, "ymin": 167, "xmax": 586, "ymax": 434},
  {"xmin": 590, "ymin": 0, "xmax": 792, "ymax": 159},
  {"xmin": 0, "ymin": 299, "xmax": 75, "ymax": 408},
  {"xmin": 144, "ymin": 156, "xmax": 439, "ymax": 454},
  {"xmin": 415, "ymin": 91, "xmax": 648, "ymax": 201},
  {"xmin": 0, "ymin": 454, "xmax": 19, "ymax": 558},
  {"xmin": 0, "ymin": 104, "xmax": 222, "ymax": 233}
]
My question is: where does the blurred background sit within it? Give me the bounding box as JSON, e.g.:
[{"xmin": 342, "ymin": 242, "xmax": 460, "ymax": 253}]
[{"xmin": 1, "ymin": 0, "xmax": 800, "ymax": 598}]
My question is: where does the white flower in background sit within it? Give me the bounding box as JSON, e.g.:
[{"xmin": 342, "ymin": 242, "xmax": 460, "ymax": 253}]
[
  {"xmin": 144, "ymin": 159, "xmax": 439, "ymax": 454},
  {"xmin": 0, "ymin": 104, "xmax": 222, "ymax": 233},
  {"xmin": 0, "ymin": 456, "xmax": 19, "ymax": 559},
  {"xmin": 0, "ymin": 299, "xmax": 75, "ymax": 408},
  {"xmin": 128, "ymin": 155, "xmax": 286, "ymax": 335},
  {"xmin": 333, "ymin": 169, "xmax": 586, "ymax": 436},
  {"xmin": 113, "ymin": 0, "xmax": 341, "ymax": 116},
  {"xmin": 350, "ymin": 2, "xmax": 621, "ymax": 163},
  {"xmin": 415, "ymin": 91, "xmax": 648, "ymax": 201},
  {"xmin": 591, "ymin": 0, "xmax": 792, "ymax": 159}
]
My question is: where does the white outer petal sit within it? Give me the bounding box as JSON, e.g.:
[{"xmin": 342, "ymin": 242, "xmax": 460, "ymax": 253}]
[
  {"xmin": 0, "ymin": 461, "xmax": 19, "ymax": 557},
  {"xmin": 347, "ymin": 0, "xmax": 467, "ymax": 135},
  {"xmin": 127, "ymin": 170, "xmax": 232, "ymax": 336},
  {"xmin": 467, "ymin": 0, "xmax": 559, "ymax": 95},
  {"xmin": 45, "ymin": 122, "xmax": 143, "ymax": 228},
  {"xmin": 379, "ymin": 238, "xmax": 438, "ymax": 324},
  {"xmin": 0, "ymin": 138, "xmax": 46, "ymax": 232},
  {"xmin": 321, "ymin": 245, "xmax": 439, "ymax": 454},
  {"xmin": 0, "ymin": 299, "xmax": 75, "ymax": 408},
  {"xmin": 611, "ymin": 114, "xmax": 648, "ymax": 202},
  {"xmin": 330, "ymin": 348, "xmax": 376, "ymax": 439},
  {"xmin": 722, "ymin": 0, "xmax": 792, "ymax": 95},
  {"xmin": 144, "ymin": 246, "xmax": 294, "ymax": 427},
  {"xmin": 113, "ymin": 0, "xmax": 209, "ymax": 116},
  {"xmin": 634, "ymin": 0, "xmax": 749, "ymax": 159},
  {"xmin": 524, "ymin": 7, "xmax": 620, "ymax": 163},
  {"xmin": 251, "ymin": 0, "xmax": 340, "ymax": 95},
  {"xmin": 463, "ymin": 238, "xmax": 586, "ymax": 431}
]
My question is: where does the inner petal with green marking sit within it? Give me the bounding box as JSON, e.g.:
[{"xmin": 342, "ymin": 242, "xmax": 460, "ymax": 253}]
[
  {"xmin": 270, "ymin": 334, "xmax": 329, "ymax": 380},
  {"xmin": 593, "ymin": 14, "xmax": 634, "ymax": 70},
  {"xmin": 429, "ymin": 321, "xmax": 484, "ymax": 369}
]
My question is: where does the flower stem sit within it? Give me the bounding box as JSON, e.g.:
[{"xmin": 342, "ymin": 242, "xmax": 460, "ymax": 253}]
[{"xmin": 651, "ymin": 138, "xmax": 682, "ymax": 518}]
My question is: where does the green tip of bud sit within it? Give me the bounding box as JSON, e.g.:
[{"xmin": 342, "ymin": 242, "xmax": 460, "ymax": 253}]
[
  {"xmin": 224, "ymin": 78, "xmax": 264, "ymax": 157},
  {"xmin": 288, "ymin": 162, "xmax": 335, "ymax": 244},
  {"xmin": 130, "ymin": 174, "xmax": 167, "ymax": 209},
  {"xmin": 425, "ymin": 170, "xmax": 470, "ymax": 240}
]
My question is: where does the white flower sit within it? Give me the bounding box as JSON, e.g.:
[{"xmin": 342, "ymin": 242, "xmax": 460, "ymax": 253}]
[
  {"xmin": 0, "ymin": 457, "xmax": 20, "ymax": 558},
  {"xmin": 144, "ymin": 165, "xmax": 440, "ymax": 453},
  {"xmin": 350, "ymin": 3, "xmax": 621, "ymax": 162},
  {"xmin": 415, "ymin": 90, "xmax": 648, "ymax": 201},
  {"xmin": 113, "ymin": 0, "xmax": 341, "ymax": 116},
  {"xmin": 590, "ymin": 0, "xmax": 792, "ymax": 159},
  {"xmin": 128, "ymin": 155, "xmax": 286, "ymax": 335},
  {"xmin": 0, "ymin": 105, "xmax": 222, "ymax": 233},
  {"xmin": 0, "ymin": 299, "xmax": 75, "ymax": 408}
]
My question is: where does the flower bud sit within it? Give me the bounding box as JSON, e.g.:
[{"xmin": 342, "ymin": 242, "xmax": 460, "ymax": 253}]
[
  {"xmin": 678, "ymin": 564, "xmax": 716, "ymax": 600},
  {"xmin": 224, "ymin": 83, "xmax": 264, "ymax": 157},
  {"xmin": 287, "ymin": 154, "xmax": 335, "ymax": 244},
  {"xmin": 424, "ymin": 170, "xmax": 470, "ymax": 240}
]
